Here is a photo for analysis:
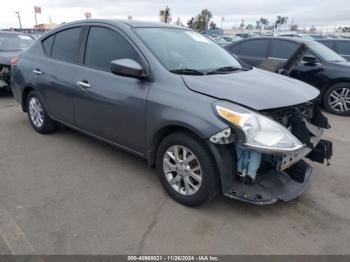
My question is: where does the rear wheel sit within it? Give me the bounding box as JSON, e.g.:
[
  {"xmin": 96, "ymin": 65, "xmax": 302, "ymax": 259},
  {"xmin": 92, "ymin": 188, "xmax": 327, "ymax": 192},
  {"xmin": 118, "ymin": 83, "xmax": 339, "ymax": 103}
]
[
  {"xmin": 156, "ymin": 132, "xmax": 219, "ymax": 206},
  {"xmin": 26, "ymin": 91, "xmax": 57, "ymax": 134},
  {"xmin": 323, "ymin": 83, "xmax": 350, "ymax": 116}
]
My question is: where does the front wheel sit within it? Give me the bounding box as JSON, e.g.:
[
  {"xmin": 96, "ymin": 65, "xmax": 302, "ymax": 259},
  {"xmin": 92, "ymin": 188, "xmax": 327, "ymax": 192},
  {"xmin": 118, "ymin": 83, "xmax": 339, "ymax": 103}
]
[
  {"xmin": 156, "ymin": 132, "xmax": 219, "ymax": 206},
  {"xmin": 323, "ymin": 83, "xmax": 350, "ymax": 116},
  {"xmin": 26, "ymin": 91, "xmax": 57, "ymax": 134}
]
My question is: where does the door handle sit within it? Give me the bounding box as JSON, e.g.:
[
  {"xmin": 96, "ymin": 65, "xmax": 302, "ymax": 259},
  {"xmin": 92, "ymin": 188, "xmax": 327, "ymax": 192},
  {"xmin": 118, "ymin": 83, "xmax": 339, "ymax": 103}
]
[
  {"xmin": 32, "ymin": 69, "xmax": 42, "ymax": 75},
  {"xmin": 77, "ymin": 80, "xmax": 91, "ymax": 89}
]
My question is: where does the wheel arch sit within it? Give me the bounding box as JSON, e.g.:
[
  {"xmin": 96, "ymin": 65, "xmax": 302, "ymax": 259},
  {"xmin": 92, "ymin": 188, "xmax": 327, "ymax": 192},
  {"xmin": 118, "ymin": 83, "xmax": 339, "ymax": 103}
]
[
  {"xmin": 322, "ymin": 79, "xmax": 350, "ymax": 99},
  {"xmin": 21, "ymin": 85, "xmax": 35, "ymax": 112},
  {"xmin": 147, "ymin": 124, "xmax": 235, "ymax": 195},
  {"xmin": 147, "ymin": 124, "xmax": 206, "ymax": 167}
]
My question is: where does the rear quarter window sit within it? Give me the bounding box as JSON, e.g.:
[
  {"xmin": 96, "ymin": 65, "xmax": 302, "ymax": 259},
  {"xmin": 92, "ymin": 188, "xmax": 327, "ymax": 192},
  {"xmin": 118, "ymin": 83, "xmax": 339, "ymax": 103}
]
[
  {"xmin": 42, "ymin": 35, "xmax": 54, "ymax": 56},
  {"xmin": 51, "ymin": 27, "xmax": 82, "ymax": 63}
]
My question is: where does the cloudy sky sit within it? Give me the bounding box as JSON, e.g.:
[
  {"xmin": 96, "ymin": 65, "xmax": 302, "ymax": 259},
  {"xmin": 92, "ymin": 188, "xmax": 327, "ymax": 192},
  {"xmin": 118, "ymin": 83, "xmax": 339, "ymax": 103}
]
[{"xmin": 2, "ymin": 0, "xmax": 350, "ymax": 30}]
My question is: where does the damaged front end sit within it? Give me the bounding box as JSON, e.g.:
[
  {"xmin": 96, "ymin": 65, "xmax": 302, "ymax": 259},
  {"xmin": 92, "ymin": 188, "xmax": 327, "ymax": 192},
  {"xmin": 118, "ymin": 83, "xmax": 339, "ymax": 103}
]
[
  {"xmin": 0, "ymin": 64, "xmax": 11, "ymax": 91},
  {"xmin": 211, "ymin": 100, "xmax": 332, "ymax": 204}
]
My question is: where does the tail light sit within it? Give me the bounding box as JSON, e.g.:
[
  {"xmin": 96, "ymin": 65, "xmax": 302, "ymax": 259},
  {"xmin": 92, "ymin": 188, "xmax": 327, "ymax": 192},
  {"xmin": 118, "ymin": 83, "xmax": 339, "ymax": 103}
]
[{"xmin": 11, "ymin": 56, "xmax": 20, "ymax": 65}]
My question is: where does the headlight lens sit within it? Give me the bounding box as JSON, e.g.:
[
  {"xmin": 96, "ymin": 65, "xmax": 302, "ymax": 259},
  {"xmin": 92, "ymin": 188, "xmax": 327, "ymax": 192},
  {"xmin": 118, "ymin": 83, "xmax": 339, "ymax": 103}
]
[{"xmin": 215, "ymin": 104, "xmax": 303, "ymax": 153}]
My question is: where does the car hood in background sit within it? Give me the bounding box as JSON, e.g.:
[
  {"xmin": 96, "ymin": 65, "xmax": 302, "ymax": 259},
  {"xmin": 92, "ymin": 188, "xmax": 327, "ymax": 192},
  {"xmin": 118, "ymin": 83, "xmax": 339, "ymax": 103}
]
[
  {"xmin": 182, "ymin": 68, "xmax": 320, "ymax": 110},
  {"xmin": 0, "ymin": 51, "xmax": 21, "ymax": 65},
  {"xmin": 332, "ymin": 61, "xmax": 350, "ymax": 68}
]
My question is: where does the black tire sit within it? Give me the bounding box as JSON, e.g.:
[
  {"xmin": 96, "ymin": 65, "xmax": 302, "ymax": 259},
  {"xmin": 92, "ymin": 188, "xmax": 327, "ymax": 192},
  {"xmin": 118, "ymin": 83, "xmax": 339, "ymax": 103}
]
[
  {"xmin": 26, "ymin": 91, "xmax": 57, "ymax": 134},
  {"xmin": 323, "ymin": 83, "xmax": 350, "ymax": 116},
  {"xmin": 156, "ymin": 132, "xmax": 219, "ymax": 206}
]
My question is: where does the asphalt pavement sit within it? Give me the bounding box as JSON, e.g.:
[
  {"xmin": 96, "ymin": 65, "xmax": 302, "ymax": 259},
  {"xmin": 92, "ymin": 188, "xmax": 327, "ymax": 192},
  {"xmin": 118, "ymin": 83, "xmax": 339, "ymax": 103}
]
[{"xmin": 0, "ymin": 92, "xmax": 349, "ymax": 255}]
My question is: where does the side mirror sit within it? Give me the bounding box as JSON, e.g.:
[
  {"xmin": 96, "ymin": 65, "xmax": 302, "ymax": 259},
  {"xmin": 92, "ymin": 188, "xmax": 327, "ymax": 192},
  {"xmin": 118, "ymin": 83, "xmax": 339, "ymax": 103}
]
[
  {"xmin": 303, "ymin": 55, "xmax": 318, "ymax": 65},
  {"xmin": 111, "ymin": 59, "xmax": 145, "ymax": 79}
]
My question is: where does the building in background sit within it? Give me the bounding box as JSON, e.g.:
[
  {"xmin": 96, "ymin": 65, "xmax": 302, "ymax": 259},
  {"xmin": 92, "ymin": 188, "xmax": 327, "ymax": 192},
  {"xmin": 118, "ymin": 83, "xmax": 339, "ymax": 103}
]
[{"xmin": 34, "ymin": 23, "xmax": 57, "ymax": 31}]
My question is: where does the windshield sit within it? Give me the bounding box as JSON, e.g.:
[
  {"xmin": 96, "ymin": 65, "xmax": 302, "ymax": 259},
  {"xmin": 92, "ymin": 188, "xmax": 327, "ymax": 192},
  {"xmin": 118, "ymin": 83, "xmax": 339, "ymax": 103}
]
[
  {"xmin": 0, "ymin": 33, "xmax": 34, "ymax": 51},
  {"xmin": 309, "ymin": 41, "xmax": 346, "ymax": 62},
  {"xmin": 134, "ymin": 28, "xmax": 244, "ymax": 72}
]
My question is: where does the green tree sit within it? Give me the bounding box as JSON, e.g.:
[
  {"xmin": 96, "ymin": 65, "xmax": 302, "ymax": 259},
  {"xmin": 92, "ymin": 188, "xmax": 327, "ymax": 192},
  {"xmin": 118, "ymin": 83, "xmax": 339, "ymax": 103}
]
[
  {"xmin": 291, "ymin": 24, "xmax": 299, "ymax": 31},
  {"xmin": 239, "ymin": 19, "xmax": 245, "ymax": 30},
  {"xmin": 209, "ymin": 21, "xmax": 217, "ymax": 30},
  {"xmin": 187, "ymin": 9, "xmax": 213, "ymax": 31},
  {"xmin": 187, "ymin": 17, "xmax": 195, "ymax": 28},
  {"xmin": 256, "ymin": 21, "xmax": 261, "ymax": 30},
  {"xmin": 274, "ymin": 16, "xmax": 288, "ymax": 30},
  {"xmin": 246, "ymin": 24, "xmax": 254, "ymax": 31},
  {"xmin": 256, "ymin": 17, "xmax": 269, "ymax": 33}
]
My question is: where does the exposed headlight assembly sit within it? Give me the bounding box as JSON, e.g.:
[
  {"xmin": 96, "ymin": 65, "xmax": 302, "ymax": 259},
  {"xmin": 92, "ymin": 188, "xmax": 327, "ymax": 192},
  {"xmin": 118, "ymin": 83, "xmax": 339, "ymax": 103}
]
[{"xmin": 214, "ymin": 102, "xmax": 303, "ymax": 153}]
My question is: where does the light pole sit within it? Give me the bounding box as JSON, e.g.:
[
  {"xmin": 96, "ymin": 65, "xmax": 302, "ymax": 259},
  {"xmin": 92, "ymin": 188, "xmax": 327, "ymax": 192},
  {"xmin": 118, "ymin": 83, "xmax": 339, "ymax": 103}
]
[{"xmin": 15, "ymin": 11, "xmax": 22, "ymax": 29}]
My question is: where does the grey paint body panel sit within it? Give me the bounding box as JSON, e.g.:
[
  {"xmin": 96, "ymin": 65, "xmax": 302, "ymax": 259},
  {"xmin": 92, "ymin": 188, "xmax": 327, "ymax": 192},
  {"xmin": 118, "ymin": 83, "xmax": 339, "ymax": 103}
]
[
  {"xmin": 183, "ymin": 68, "xmax": 319, "ymax": 110},
  {"xmin": 11, "ymin": 19, "xmax": 321, "ymax": 199}
]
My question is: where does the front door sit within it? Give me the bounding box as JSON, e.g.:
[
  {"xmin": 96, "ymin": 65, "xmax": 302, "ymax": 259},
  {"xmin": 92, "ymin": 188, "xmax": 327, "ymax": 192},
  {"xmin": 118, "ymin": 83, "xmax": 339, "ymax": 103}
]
[{"xmin": 73, "ymin": 26, "xmax": 150, "ymax": 154}]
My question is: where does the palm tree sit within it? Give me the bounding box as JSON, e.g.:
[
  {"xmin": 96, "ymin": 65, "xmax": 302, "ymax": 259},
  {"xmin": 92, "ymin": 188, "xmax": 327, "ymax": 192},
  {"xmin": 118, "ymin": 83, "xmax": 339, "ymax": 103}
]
[{"xmin": 275, "ymin": 16, "xmax": 288, "ymax": 31}]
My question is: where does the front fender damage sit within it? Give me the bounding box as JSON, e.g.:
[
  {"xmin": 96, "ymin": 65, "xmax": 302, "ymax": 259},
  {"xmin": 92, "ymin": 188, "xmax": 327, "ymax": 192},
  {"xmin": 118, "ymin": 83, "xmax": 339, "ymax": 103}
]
[{"xmin": 210, "ymin": 102, "xmax": 333, "ymax": 205}]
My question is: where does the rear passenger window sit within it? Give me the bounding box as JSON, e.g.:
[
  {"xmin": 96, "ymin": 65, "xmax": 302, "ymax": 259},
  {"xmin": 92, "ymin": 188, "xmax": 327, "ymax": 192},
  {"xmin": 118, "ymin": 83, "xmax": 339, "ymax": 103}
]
[
  {"xmin": 271, "ymin": 40, "xmax": 298, "ymax": 59},
  {"xmin": 338, "ymin": 42, "xmax": 350, "ymax": 55},
  {"xmin": 51, "ymin": 28, "xmax": 82, "ymax": 63},
  {"xmin": 84, "ymin": 27, "xmax": 140, "ymax": 71},
  {"xmin": 240, "ymin": 40, "xmax": 269, "ymax": 58},
  {"xmin": 42, "ymin": 35, "xmax": 54, "ymax": 56}
]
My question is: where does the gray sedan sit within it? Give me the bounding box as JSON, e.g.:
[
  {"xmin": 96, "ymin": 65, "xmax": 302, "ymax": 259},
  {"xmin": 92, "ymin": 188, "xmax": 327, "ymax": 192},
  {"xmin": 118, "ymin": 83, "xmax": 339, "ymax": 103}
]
[{"xmin": 11, "ymin": 20, "xmax": 332, "ymax": 206}]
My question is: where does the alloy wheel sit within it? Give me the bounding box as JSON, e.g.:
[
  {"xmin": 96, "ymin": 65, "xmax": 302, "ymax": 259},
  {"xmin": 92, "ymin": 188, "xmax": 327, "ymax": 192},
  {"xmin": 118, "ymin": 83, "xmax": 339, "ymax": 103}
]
[
  {"xmin": 328, "ymin": 87, "xmax": 350, "ymax": 113},
  {"xmin": 163, "ymin": 145, "xmax": 202, "ymax": 196},
  {"xmin": 29, "ymin": 96, "xmax": 44, "ymax": 128}
]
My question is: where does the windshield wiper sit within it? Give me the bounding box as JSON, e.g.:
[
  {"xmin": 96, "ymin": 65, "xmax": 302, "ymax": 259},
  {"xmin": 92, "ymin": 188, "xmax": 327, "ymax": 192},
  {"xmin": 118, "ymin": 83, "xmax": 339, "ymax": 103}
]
[
  {"xmin": 206, "ymin": 66, "xmax": 246, "ymax": 75},
  {"xmin": 170, "ymin": 68, "xmax": 205, "ymax": 75}
]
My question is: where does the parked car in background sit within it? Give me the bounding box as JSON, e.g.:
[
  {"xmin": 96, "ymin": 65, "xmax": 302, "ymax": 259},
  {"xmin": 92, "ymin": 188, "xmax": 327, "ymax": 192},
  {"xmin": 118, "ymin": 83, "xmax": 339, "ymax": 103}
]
[
  {"xmin": 11, "ymin": 20, "xmax": 332, "ymax": 206},
  {"xmin": 0, "ymin": 31, "xmax": 34, "ymax": 91},
  {"xmin": 318, "ymin": 39, "xmax": 350, "ymax": 61},
  {"xmin": 305, "ymin": 34, "xmax": 326, "ymax": 40},
  {"xmin": 221, "ymin": 35, "xmax": 242, "ymax": 43},
  {"xmin": 235, "ymin": 33, "xmax": 259, "ymax": 39},
  {"xmin": 279, "ymin": 33, "xmax": 325, "ymax": 40},
  {"xmin": 323, "ymin": 34, "xmax": 343, "ymax": 39},
  {"xmin": 226, "ymin": 36, "xmax": 350, "ymax": 115},
  {"xmin": 212, "ymin": 36, "xmax": 230, "ymax": 47}
]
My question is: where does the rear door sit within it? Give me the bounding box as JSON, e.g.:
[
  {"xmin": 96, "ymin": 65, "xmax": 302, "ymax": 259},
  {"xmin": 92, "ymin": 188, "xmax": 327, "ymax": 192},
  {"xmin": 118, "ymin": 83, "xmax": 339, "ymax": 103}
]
[
  {"xmin": 336, "ymin": 41, "xmax": 350, "ymax": 61},
  {"xmin": 38, "ymin": 27, "xmax": 84, "ymax": 124},
  {"xmin": 72, "ymin": 25, "xmax": 150, "ymax": 154},
  {"xmin": 238, "ymin": 39, "xmax": 270, "ymax": 66}
]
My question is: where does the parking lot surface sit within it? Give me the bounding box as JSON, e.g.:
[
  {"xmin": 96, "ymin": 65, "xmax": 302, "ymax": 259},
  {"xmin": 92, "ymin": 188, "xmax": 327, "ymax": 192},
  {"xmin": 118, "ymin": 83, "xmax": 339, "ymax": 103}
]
[{"xmin": 0, "ymin": 92, "xmax": 350, "ymax": 255}]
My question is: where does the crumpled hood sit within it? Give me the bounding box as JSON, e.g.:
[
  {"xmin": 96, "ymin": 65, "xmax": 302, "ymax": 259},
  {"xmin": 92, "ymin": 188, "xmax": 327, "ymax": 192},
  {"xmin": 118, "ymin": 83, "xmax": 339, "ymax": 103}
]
[
  {"xmin": 0, "ymin": 51, "xmax": 20, "ymax": 65},
  {"xmin": 182, "ymin": 68, "xmax": 320, "ymax": 110}
]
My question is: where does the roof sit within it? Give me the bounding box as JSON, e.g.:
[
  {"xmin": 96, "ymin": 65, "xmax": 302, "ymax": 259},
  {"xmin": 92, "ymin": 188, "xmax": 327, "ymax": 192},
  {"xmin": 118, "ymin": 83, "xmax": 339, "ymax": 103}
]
[
  {"xmin": 318, "ymin": 38, "xmax": 350, "ymax": 42},
  {"xmin": 225, "ymin": 36, "xmax": 315, "ymax": 49},
  {"xmin": 244, "ymin": 36, "xmax": 314, "ymax": 43},
  {"xmin": 60, "ymin": 19, "xmax": 185, "ymax": 29}
]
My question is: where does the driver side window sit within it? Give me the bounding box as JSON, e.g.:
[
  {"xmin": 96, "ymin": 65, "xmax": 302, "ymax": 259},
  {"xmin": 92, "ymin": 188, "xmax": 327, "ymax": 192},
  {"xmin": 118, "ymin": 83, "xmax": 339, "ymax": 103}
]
[{"xmin": 84, "ymin": 27, "xmax": 141, "ymax": 71}]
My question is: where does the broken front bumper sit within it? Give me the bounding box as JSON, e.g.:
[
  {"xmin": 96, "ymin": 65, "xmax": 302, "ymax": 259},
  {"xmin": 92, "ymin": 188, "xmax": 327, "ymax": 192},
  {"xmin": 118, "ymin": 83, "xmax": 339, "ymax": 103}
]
[{"xmin": 224, "ymin": 160, "xmax": 313, "ymax": 204}]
